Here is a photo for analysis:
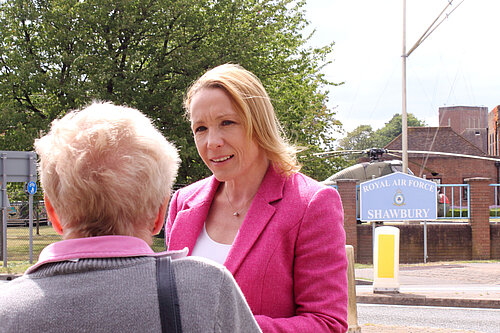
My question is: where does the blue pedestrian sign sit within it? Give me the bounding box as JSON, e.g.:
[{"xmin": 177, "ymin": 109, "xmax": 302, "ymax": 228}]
[{"xmin": 26, "ymin": 181, "xmax": 37, "ymax": 195}]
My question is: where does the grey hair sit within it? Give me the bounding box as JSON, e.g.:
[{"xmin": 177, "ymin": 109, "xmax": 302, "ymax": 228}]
[{"xmin": 35, "ymin": 102, "xmax": 180, "ymax": 239}]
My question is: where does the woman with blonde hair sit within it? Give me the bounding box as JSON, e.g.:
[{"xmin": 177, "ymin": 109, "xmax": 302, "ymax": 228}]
[{"xmin": 166, "ymin": 64, "xmax": 348, "ymax": 332}]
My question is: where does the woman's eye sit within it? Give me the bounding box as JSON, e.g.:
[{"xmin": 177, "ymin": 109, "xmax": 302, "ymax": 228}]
[
  {"xmin": 221, "ymin": 120, "xmax": 234, "ymax": 126},
  {"xmin": 194, "ymin": 126, "xmax": 207, "ymax": 133}
]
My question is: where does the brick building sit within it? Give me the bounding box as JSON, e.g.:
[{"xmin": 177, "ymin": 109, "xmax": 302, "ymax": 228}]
[
  {"xmin": 439, "ymin": 106, "xmax": 488, "ymax": 153},
  {"xmin": 488, "ymin": 105, "xmax": 500, "ymax": 155},
  {"xmin": 438, "ymin": 105, "xmax": 488, "ymax": 133},
  {"xmin": 385, "ymin": 126, "xmax": 498, "ymax": 204}
]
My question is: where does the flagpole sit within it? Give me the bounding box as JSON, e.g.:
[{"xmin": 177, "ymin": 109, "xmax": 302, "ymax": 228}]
[{"xmin": 402, "ymin": 0, "xmax": 408, "ymax": 173}]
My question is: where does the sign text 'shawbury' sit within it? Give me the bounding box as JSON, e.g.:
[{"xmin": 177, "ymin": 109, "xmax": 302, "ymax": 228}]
[{"xmin": 366, "ymin": 208, "xmax": 431, "ymax": 220}]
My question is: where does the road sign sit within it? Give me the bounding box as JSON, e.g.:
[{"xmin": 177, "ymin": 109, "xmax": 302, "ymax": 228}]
[
  {"xmin": 360, "ymin": 172, "xmax": 437, "ymax": 221},
  {"xmin": 0, "ymin": 151, "xmax": 37, "ymax": 183},
  {"xmin": 1, "ymin": 151, "xmax": 38, "ymax": 267},
  {"xmin": 26, "ymin": 181, "xmax": 37, "ymax": 195}
]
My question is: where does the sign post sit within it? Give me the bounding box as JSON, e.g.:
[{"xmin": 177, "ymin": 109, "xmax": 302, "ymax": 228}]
[
  {"xmin": 0, "ymin": 151, "xmax": 37, "ymax": 267},
  {"xmin": 25, "ymin": 180, "xmax": 37, "ymax": 263}
]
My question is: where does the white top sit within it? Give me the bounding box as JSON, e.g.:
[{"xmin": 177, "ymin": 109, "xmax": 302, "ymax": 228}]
[{"xmin": 191, "ymin": 224, "xmax": 232, "ymax": 265}]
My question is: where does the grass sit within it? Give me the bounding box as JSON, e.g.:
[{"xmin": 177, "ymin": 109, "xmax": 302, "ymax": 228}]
[
  {"xmin": 5, "ymin": 226, "xmax": 61, "ymax": 261},
  {"xmin": 151, "ymin": 235, "xmax": 167, "ymax": 252},
  {"xmin": 1, "ymin": 225, "xmax": 168, "ymax": 275},
  {"xmin": 0, "ymin": 261, "xmax": 32, "ymax": 275}
]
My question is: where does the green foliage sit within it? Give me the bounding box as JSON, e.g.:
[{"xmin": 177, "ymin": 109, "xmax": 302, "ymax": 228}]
[
  {"xmin": 372, "ymin": 113, "xmax": 426, "ymax": 148},
  {"xmin": 299, "ymin": 149, "xmax": 351, "ymax": 182},
  {"xmin": 490, "ymin": 208, "xmax": 500, "ymax": 217},
  {"xmin": 446, "ymin": 208, "xmax": 468, "ymax": 218},
  {"xmin": 0, "ymin": 0, "xmax": 342, "ymax": 183},
  {"xmin": 337, "ymin": 124, "xmax": 374, "ymax": 151},
  {"xmin": 6, "ymin": 182, "xmax": 44, "ymax": 202},
  {"xmin": 338, "ymin": 113, "xmax": 426, "ymax": 153}
]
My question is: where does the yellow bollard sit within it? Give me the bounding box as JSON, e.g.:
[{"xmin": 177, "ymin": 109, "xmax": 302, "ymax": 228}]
[
  {"xmin": 373, "ymin": 226, "xmax": 400, "ymax": 293},
  {"xmin": 345, "ymin": 245, "xmax": 361, "ymax": 333}
]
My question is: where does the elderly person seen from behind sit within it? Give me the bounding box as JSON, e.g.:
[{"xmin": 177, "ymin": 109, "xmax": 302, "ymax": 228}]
[{"xmin": 0, "ymin": 102, "xmax": 261, "ymax": 333}]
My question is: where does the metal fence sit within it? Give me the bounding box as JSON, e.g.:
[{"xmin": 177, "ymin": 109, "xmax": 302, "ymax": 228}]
[
  {"xmin": 3, "ymin": 201, "xmax": 58, "ymax": 264},
  {"xmin": 489, "ymin": 184, "xmax": 500, "ymax": 220},
  {"xmin": 437, "ymin": 184, "xmax": 469, "ymax": 220},
  {"xmin": 2, "ymin": 201, "xmax": 167, "ymax": 265}
]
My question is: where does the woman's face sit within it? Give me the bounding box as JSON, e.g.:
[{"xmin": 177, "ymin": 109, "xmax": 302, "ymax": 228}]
[{"xmin": 190, "ymin": 87, "xmax": 267, "ymax": 182}]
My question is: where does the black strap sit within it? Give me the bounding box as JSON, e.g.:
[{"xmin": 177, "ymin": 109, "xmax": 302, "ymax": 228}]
[{"xmin": 156, "ymin": 256, "xmax": 182, "ymax": 333}]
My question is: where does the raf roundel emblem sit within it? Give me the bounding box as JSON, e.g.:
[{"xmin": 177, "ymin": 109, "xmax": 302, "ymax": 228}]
[{"xmin": 393, "ymin": 190, "xmax": 405, "ymax": 206}]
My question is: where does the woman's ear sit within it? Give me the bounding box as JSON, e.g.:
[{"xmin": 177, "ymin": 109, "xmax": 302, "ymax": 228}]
[
  {"xmin": 44, "ymin": 194, "xmax": 63, "ymax": 235},
  {"xmin": 152, "ymin": 196, "xmax": 170, "ymax": 235}
]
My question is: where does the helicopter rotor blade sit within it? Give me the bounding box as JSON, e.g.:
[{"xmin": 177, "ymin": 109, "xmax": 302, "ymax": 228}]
[
  {"xmin": 313, "ymin": 149, "xmax": 366, "ymax": 157},
  {"xmin": 387, "ymin": 149, "xmax": 500, "ymax": 162}
]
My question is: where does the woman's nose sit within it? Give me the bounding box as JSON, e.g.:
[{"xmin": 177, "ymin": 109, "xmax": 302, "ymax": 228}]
[{"xmin": 207, "ymin": 129, "xmax": 223, "ymax": 149}]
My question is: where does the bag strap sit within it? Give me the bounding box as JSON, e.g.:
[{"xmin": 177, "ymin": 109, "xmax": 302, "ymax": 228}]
[{"xmin": 156, "ymin": 256, "xmax": 182, "ymax": 333}]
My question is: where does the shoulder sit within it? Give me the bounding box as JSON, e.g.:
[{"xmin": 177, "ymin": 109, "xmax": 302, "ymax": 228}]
[
  {"xmin": 172, "ymin": 257, "xmax": 261, "ymax": 332},
  {"xmin": 172, "ymin": 256, "xmax": 228, "ymax": 278},
  {"xmin": 175, "ymin": 176, "xmax": 213, "ymax": 195},
  {"xmin": 288, "ymin": 171, "xmax": 324, "ymax": 189},
  {"xmin": 0, "ymin": 276, "xmax": 38, "ymax": 310},
  {"xmin": 172, "ymin": 257, "xmax": 236, "ymax": 311},
  {"xmin": 172, "ymin": 256, "xmax": 247, "ymax": 298},
  {"xmin": 285, "ymin": 171, "xmax": 339, "ymax": 201},
  {"xmin": 173, "ymin": 176, "xmax": 216, "ymax": 202}
]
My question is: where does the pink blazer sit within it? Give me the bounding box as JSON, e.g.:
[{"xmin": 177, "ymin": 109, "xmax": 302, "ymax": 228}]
[{"xmin": 166, "ymin": 167, "xmax": 348, "ymax": 332}]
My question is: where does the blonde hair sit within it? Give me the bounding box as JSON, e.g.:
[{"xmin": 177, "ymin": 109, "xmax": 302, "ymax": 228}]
[
  {"xmin": 184, "ymin": 64, "xmax": 300, "ymax": 176},
  {"xmin": 35, "ymin": 102, "xmax": 180, "ymax": 240}
]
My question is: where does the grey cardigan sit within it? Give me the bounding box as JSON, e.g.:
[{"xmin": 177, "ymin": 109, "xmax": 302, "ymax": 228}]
[{"xmin": 0, "ymin": 256, "xmax": 261, "ymax": 332}]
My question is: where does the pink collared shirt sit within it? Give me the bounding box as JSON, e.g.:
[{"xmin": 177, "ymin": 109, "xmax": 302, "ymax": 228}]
[{"xmin": 26, "ymin": 235, "xmax": 188, "ymax": 274}]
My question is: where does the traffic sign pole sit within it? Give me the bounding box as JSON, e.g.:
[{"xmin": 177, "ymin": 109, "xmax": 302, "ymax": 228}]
[{"xmin": 28, "ymin": 157, "xmax": 36, "ymax": 264}]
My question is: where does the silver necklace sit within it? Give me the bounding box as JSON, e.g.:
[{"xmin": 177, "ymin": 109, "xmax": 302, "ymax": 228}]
[{"xmin": 224, "ymin": 189, "xmax": 252, "ymax": 217}]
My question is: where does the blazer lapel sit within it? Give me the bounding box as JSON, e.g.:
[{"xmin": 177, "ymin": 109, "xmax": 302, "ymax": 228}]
[
  {"xmin": 168, "ymin": 177, "xmax": 220, "ymax": 255},
  {"xmin": 224, "ymin": 167, "xmax": 285, "ymax": 275}
]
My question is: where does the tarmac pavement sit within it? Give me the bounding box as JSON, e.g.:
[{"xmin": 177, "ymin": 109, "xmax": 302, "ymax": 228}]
[{"xmin": 353, "ymin": 262, "xmax": 500, "ymax": 332}]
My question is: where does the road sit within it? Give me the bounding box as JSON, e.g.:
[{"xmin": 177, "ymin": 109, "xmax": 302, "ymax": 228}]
[
  {"xmin": 357, "ymin": 284, "xmax": 500, "ymax": 293},
  {"xmin": 358, "ymin": 303, "xmax": 500, "ymax": 333}
]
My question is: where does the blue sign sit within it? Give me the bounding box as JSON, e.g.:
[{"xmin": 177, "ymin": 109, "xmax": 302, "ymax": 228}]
[
  {"xmin": 360, "ymin": 172, "xmax": 437, "ymax": 221},
  {"xmin": 27, "ymin": 181, "xmax": 37, "ymax": 195}
]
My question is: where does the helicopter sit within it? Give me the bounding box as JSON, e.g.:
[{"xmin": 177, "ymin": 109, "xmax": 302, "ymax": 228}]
[
  {"xmin": 316, "ymin": 148, "xmax": 451, "ymax": 217},
  {"xmin": 319, "ymin": 148, "xmax": 411, "ymax": 185}
]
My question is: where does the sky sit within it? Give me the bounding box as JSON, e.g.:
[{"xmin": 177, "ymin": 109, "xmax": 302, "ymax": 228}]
[{"xmin": 303, "ymin": 0, "xmax": 500, "ymax": 140}]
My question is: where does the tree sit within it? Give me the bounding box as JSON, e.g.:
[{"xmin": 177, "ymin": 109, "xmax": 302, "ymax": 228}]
[
  {"xmin": 337, "ymin": 125, "xmax": 374, "ymax": 151},
  {"xmin": 334, "ymin": 113, "xmax": 426, "ymax": 167},
  {"xmin": 0, "ymin": 0, "xmax": 341, "ymax": 183},
  {"xmin": 372, "ymin": 113, "xmax": 426, "ymax": 148}
]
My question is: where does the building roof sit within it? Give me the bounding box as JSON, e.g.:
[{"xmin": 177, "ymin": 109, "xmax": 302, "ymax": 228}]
[{"xmin": 385, "ymin": 126, "xmax": 487, "ymax": 157}]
